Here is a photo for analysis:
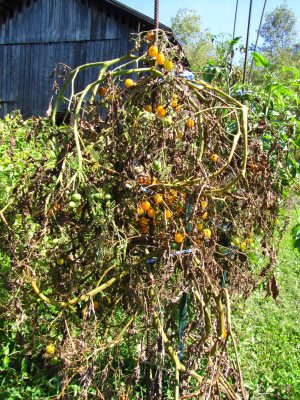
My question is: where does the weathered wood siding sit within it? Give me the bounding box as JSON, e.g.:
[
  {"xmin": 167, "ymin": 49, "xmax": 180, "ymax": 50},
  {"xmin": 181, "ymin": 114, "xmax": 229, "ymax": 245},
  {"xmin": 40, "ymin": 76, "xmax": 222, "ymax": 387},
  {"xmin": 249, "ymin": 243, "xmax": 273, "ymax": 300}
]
[{"xmin": 0, "ymin": 0, "xmax": 154, "ymax": 118}]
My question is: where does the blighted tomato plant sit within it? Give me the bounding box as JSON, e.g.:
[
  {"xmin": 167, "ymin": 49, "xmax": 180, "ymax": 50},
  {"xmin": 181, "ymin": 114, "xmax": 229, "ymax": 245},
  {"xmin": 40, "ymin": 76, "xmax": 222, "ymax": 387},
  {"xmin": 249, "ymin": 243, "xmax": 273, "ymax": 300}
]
[{"xmin": 0, "ymin": 30, "xmax": 296, "ymax": 399}]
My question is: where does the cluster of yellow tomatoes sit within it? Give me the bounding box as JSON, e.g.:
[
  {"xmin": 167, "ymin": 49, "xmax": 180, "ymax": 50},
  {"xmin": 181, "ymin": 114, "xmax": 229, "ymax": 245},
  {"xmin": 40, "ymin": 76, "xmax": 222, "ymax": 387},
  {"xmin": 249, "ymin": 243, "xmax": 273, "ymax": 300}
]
[{"xmin": 135, "ymin": 183, "xmax": 212, "ymax": 246}]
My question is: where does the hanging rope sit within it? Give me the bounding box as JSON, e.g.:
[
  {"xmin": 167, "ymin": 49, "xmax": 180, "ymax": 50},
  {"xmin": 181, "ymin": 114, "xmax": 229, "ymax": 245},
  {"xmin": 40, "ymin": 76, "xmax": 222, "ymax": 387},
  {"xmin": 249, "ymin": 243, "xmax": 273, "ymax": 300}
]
[
  {"xmin": 154, "ymin": 0, "xmax": 159, "ymax": 29},
  {"xmin": 248, "ymin": 0, "xmax": 268, "ymax": 83},
  {"xmin": 242, "ymin": 0, "xmax": 253, "ymax": 84}
]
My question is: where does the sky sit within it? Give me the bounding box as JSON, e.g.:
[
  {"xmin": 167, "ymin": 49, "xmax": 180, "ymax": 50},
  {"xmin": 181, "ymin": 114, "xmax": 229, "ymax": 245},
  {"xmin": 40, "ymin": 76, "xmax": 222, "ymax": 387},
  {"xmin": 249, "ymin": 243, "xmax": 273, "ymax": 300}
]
[{"xmin": 120, "ymin": 0, "xmax": 300, "ymax": 47}]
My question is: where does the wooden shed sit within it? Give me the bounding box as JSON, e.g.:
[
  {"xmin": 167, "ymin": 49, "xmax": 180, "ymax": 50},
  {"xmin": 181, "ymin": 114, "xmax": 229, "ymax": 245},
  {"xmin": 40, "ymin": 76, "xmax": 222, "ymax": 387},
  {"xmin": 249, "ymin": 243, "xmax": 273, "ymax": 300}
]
[{"xmin": 0, "ymin": 0, "xmax": 169, "ymax": 118}]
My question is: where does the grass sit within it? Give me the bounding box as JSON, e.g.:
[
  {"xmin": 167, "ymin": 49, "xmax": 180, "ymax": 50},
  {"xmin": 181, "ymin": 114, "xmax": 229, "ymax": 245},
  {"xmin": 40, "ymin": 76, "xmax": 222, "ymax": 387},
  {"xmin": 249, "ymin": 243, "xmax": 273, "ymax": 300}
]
[{"xmin": 232, "ymin": 204, "xmax": 300, "ymax": 399}]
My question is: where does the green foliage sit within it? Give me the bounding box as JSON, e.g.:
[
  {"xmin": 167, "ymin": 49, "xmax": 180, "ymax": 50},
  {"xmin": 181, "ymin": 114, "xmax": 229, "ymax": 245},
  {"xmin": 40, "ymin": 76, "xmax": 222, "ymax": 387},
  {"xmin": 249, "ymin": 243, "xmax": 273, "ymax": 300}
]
[
  {"xmin": 252, "ymin": 2, "xmax": 300, "ymax": 83},
  {"xmin": 170, "ymin": 8, "xmax": 215, "ymax": 71},
  {"xmin": 232, "ymin": 208, "xmax": 300, "ymax": 399}
]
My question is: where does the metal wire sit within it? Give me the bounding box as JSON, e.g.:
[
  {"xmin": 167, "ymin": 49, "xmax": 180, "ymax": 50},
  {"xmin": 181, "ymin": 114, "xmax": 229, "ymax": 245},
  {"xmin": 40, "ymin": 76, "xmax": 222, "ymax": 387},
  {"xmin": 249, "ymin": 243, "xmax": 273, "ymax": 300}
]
[
  {"xmin": 242, "ymin": 0, "xmax": 253, "ymax": 84},
  {"xmin": 233, "ymin": 0, "xmax": 239, "ymax": 39},
  {"xmin": 248, "ymin": 0, "xmax": 268, "ymax": 83}
]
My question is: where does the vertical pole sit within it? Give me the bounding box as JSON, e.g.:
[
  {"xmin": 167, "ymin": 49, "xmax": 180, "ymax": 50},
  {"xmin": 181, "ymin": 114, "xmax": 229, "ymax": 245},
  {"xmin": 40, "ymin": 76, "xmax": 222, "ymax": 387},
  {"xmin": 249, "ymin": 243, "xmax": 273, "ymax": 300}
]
[
  {"xmin": 248, "ymin": 0, "xmax": 268, "ymax": 83},
  {"xmin": 177, "ymin": 197, "xmax": 192, "ymax": 396},
  {"xmin": 233, "ymin": 0, "xmax": 239, "ymax": 39},
  {"xmin": 242, "ymin": 0, "xmax": 253, "ymax": 84},
  {"xmin": 154, "ymin": 0, "xmax": 159, "ymax": 29}
]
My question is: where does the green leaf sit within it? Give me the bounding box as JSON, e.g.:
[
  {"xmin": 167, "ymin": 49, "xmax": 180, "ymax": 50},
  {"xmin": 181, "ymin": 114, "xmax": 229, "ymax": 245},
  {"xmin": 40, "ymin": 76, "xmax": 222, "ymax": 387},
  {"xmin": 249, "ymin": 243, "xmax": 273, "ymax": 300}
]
[
  {"xmin": 252, "ymin": 52, "xmax": 270, "ymax": 67},
  {"xmin": 2, "ymin": 356, "xmax": 9, "ymax": 368}
]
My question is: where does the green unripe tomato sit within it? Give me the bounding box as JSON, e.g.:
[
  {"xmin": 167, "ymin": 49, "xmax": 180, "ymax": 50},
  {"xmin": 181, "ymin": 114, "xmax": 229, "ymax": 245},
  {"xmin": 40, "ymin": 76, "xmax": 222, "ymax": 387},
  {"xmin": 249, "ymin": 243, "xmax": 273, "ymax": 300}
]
[
  {"xmin": 104, "ymin": 193, "xmax": 112, "ymax": 201},
  {"xmin": 233, "ymin": 238, "xmax": 240, "ymax": 246},
  {"xmin": 50, "ymin": 356, "xmax": 58, "ymax": 365},
  {"xmin": 153, "ymin": 160, "xmax": 161, "ymax": 171},
  {"xmin": 93, "ymin": 192, "xmax": 103, "ymax": 201},
  {"xmin": 68, "ymin": 201, "xmax": 77, "ymax": 209},
  {"xmin": 178, "ymin": 200, "xmax": 184, "ymax": 207},
  {"xmin": 71, "ymin": 193, "xmax": 81, "ymax": 202},
  {"xmin": 51, "ymin": 238, "xmax": 59, "ymax": 246}
]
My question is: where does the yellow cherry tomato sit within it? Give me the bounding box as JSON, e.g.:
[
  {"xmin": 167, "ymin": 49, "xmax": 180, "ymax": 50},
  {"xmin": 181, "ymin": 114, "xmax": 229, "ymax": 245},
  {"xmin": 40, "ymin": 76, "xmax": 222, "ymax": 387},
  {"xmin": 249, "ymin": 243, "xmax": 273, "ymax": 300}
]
[
  {"xmin": 177, "ymin": 131, "xmax": 183, "ymax": 139},
  {"xmin": 154, "ymin": 194, "xmax": 163, "ymax": 203},
  {"xmin": 175, "ymin": 233, "xmax": 184, "ymax": 243},
  {"xmin": 240, "ymin": 242, "xmax": 247, "ymax": 251},
  {"xmin": 162, "ymin": 210, "xmax": 172, "ymax": 219},
  {"xmin": 186, "ymin": 118, "xmax": 195, "ymax": 128},
  {"xmin": 56, "ymin": 258, "xmax": 64, "ymax": 265},
  {"xmin": 139, "ymin": 217, "xmax": 149, "ymax": 227},
  {"xmin": 144, "ymin": 104, "xmax": 152, "ymax": 112},
  {"xmin": 148, "ymin": 46, "xmax": 158, "ymax": 58},
  {"xmin": 203, "ymin": 229, "xmax": 211, "ymax": 238},
  {"xmin": 157, "ymin": 108, "xmax": 166, "ymax": 118},
  {"xmin": 147, "ymin": 208, "xmax": 156, "ymax": 218},
  {"xmin": 164, "ymin": 60, "xmax": 173, "ymax": 71},
  {"xmin": 93, "ymin": 301, "xmax": 99, "ymax": 310},
  {"xmin": 46, "ymin": 345, "xmax": 55, "ymax": 355},
  {"xmin": 146, "ymin": 31, "xmax": 155, "ymax": 41},
  {"xmin": 211, "ymin": 154, "xmax": 218, "ymax": 162},
  {"xmin": 138, "ymin": 207, "xmax": 144, "ymax": 216},
  {"xmin": 156, "ymin": 53, "xmax": 165, "ymax": 65},
  {"xmin": 141, "ymin": 201, "xmax": 151, "ymax": 211},
  {"xmin": 125, "ymin": 79, "xmax": 134, "ymax": 88}
]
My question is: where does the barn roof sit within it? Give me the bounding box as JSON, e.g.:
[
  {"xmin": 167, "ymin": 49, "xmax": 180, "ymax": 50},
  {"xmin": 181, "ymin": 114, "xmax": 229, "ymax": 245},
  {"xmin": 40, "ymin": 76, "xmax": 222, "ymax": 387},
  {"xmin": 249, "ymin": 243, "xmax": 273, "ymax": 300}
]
[{"xmin": 0, "ymin": 0, "xmax": 170, "ymax": 30}]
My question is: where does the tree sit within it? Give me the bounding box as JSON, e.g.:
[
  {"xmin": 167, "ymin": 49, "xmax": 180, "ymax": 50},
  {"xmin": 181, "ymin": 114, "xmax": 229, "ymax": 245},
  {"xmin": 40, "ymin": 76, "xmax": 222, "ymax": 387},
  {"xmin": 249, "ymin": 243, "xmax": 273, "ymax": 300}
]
[
  {"xmin": 171, "ymin": 8, "xmax": 215, "ymax": 71},
  {"xmin": 259, "ymin": 2, "xmax": 299, "ymax": 62}
]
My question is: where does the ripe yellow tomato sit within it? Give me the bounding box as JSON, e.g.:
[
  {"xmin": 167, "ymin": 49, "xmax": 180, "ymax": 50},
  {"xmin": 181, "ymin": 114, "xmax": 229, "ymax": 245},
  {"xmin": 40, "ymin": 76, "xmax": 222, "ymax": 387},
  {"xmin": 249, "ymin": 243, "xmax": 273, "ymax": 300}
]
[
  {"xmin": 156, "ymin": 105, "xmax": 164, "ymax": 113},
  {"xmin": 201, "ymin": 201, "xmax": 208, "ymax": 208},
  {"xmin": 98, "ymin": 86, "xmax": 107, "ymax": 96},
  {"xmin": 157, "ymin": 108, "xmax": 166, "ymax": 118},
  {"xmin": 147, "ymin": 208, "xmax": 156, "ymax": 218},
  {"xmin": 172, "ymin": 100, "xmax": 178, "ymax": 108},
  {"xmin": 240, "ymin": 242, "xmax": 247, "ymax": 251},
  {"xmin": 175, "ymin": 233, "xmax": 184, "ymax": 243},
  {"xmin": 156, "ymin": 53, "xmax": 165, "ymax": 65},
  {"xmin": 141, "ymin": 201, "xmax": 151, "ymax": 211},
  {"xmin": 138, "ymin": 207, "xmax": 144, "ymax": 216},
  {"xmin": 139, "ymin": 217, "xmax": 149, "ymax": 226},
  {"xmin": 203, "ymin": 229, "xmax": 211, "ymax": 238},
  {"xmin": 148, "ymin": 46, "xmax": 158, "ymax": 58},
  {"xmin": 56, "ymin": 258, "xmax": 64, "ymax": 265},
  {"xmin": 186, "ymin": 118, "xmax": 195, "ymax": 128},
  {"xmin": 154, "ymin": 194, "xmax": 163, "ymax": 203},
  {"xmin": 202, "ymin": 212, "xmax": 208, "ymax": 220},
  {"xmin": 93, "ymin": 300, "xmax": 99, "ymax": 310},
  {"xmin": 140, "ymin": 226, "xmax": 148, "ymax": 234},
  {"xmin": 177, "ymin": 131, "xmax": 183, "ymax": 139},
  {"xmin": 163, "ymin": 210, "xmax": 172, "ymax": 219},
  {"xmin": 196, "ymin": 223, "xmax": 203, "ymax": 230},
  {"xmin": 146, "ymin": 31, "xmax": 155, "ymax": 41},
  {"xmin": 125, "ymin": 79, "xmax": 134, "ymax": 88},
  {"xmin": 164, "ymin": 60, "xmax": 173, "ymax": 71},
  {"xmin": 195, "ymin": 238, "xmax": 201, "ymax": 245},
  {"xmin": 46, "ymin": 345, "xmax": 55, "ymax": 355},
  {"xmin": 211, "ymin": 154, "xmax": 218, "ymax": 162},
  {"xmin": 144, "ymin": 104, "xmax": 152, "ymax": 112}
]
